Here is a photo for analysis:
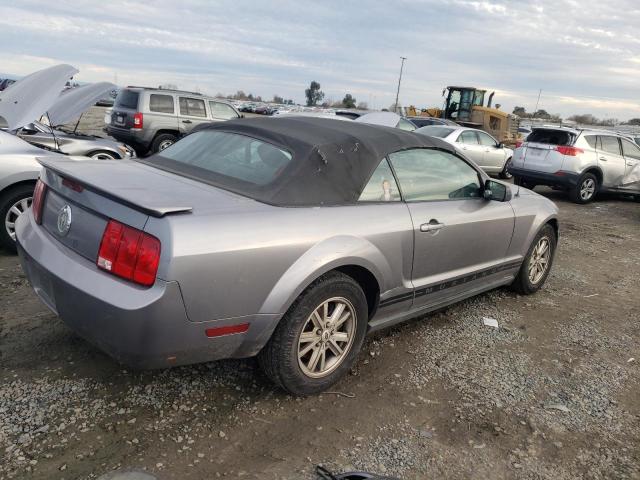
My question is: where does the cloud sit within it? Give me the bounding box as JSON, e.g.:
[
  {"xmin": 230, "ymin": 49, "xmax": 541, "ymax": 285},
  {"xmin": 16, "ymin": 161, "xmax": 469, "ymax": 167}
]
[{"xmin": 0, "ymin": 0, "xmax": 639, "ymax": 118}]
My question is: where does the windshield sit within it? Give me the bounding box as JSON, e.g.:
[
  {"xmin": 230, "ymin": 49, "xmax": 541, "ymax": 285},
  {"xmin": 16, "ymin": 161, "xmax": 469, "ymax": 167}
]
[
  {"xmin": 415, "ymin": 126, "xmax": 455, "ymax": 138},
  {"xmin": 148, "ymin": 130, "xmax": 292, "ymax": 189}
]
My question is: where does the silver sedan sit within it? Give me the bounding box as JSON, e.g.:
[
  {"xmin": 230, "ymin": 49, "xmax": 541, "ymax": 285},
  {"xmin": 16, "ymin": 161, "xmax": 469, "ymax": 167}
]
[
  {"xmin": 416, "ymin": 125, "xmax": 514, "ymax": 179},
  {"xmin": 17, "ymin": 117, "xmax": 558, "ymax": 395}
]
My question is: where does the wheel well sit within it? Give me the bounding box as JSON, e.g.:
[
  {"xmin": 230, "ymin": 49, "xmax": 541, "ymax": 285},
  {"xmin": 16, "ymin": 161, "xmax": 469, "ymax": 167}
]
[
  {"xmin": 583, "ymin": 167, "xmax": 603, "ymax": 186},
  {"xmin": 547, "ymin": 218, "xmax": 559, "ymax": 240},
  {"xmin": 0, "ymin": 180, "xmax": 37, "ymax": 198},
  {"xmin": 334, "ymin": 265, "xmax": 380, "ymax": 319},
  {"xmin": 154, "ymin": 130, "xmax": 180, "ymax": 140}
]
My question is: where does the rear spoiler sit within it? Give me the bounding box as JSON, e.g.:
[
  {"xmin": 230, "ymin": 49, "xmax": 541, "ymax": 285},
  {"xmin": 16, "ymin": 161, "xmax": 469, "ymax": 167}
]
[{"xmin": 37, "ymin": 158, "xmax": 192, "ymax": 218}]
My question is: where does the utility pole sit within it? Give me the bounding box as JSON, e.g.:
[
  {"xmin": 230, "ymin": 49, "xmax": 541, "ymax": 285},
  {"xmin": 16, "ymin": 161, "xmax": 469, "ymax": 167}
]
[
  {"xmin": 394, "ymin": 56, "xmax": 407, "ymax": 114},
  {"xmin": 533, "ymin": 88, "xmax": 542, "ymax": 118}
]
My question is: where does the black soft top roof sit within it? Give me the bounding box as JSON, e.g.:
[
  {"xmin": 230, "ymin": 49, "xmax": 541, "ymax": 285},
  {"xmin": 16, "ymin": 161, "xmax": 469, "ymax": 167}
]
[{"xmin": 185, "ymin": 116, "xmax": 456, "ymax": 206}]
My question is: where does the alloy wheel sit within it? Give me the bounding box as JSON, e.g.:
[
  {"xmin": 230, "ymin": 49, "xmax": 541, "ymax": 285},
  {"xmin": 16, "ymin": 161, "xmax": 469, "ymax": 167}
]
[
  {"xmin": 5, "ymin": 197, "xmax": 32, "ymax": 241},
  {"xmin": 580, "ymin": 178, "xmax": 596, "ymax": 201},
  {"xmin": 90, "ymin": 152, "xmax": 117, "ymax": 160},
  {"xmin": 158, "ymin": 140, "xmax": 174, "ymax": 151},
  {"xmin": 297, "ymin": 297, "xmax": 356, "ymax": 378},
  {"xmin": 528, "ymin": 236, "xmax": 551, "ymax": 284}
]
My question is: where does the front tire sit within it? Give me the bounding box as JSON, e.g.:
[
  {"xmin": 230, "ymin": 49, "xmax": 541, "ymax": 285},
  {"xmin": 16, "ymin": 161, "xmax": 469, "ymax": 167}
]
[
  {"xmin": 511, "ymin": 224, "xmax": 556, "ymax": 295},
  {"xmin": 258, "ymin": 272, "xmax": 368, "ymax": 396},
  {"xmin": 499, "ymin": 157, "xmax": 513, "ymax": 179},
  {"xmin": 0, "ymin": 184, "xmax": 35, "ymax": 253},
  {"xmin": 569, "ymin": 172, "xmax": 598, "ymax": 204}
]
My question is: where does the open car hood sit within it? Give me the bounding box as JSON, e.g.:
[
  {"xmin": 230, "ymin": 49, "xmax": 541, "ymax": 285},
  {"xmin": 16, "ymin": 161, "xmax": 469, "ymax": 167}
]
[
  {"xmin": 47, "ymin": 82, "xmax": 116, "ymax": 126},
  {"xmin": 0, "ymin": 64, "xmax": 78, "ymax": 131}
]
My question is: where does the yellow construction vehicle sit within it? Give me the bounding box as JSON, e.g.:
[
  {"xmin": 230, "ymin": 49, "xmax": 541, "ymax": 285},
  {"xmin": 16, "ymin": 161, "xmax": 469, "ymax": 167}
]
[{"xmin": 407, "ymin": 86, "xmax": 520, "ymax": 144}]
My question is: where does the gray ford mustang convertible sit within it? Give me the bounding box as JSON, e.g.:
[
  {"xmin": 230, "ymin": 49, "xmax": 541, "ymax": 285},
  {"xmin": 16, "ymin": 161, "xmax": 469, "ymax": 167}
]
[{"xmin": 16, "ymin": 117, "xmax": 558, "ymax": 395}]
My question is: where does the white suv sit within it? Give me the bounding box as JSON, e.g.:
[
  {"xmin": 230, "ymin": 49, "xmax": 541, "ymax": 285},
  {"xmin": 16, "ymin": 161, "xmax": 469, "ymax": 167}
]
[{"xmin": 510, "ymin": 127, "xmax": 640, "ymax": 203}]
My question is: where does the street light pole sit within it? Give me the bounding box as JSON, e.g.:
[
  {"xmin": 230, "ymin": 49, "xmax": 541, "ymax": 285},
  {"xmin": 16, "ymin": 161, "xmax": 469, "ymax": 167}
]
[{"xmin": 394, "ymin": 56, "xmax": 407, "ymax": 114}]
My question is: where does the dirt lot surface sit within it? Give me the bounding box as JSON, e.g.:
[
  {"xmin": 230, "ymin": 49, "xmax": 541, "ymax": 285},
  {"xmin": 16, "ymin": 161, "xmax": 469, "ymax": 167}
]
[{"xmin": 1, "ymin": 186, "xmax": 639, "ymax": 479}]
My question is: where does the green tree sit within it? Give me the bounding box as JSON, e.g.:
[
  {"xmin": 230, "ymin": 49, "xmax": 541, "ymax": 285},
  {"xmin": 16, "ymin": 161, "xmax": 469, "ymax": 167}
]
[
  {"xmin": 305, "ymin": 81, "xmax": 324, "ymax": 106},
  {"xmin": 513, "ymin": 106, "xmax": 527, "ymax": 117},
  {"xmin": 342, "ymin": 93, "xmax": 356, "ymax": 108},
  {"xmin": 273, "ymin": 95, "xmax": 284, "ymax": 104}
]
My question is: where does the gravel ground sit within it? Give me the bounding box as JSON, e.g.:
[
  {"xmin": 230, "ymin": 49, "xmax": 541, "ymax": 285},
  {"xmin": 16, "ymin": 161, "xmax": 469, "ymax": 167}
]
[{"xmin": 0, "ymin": 171, "xmax": 638, "ymax": 477}]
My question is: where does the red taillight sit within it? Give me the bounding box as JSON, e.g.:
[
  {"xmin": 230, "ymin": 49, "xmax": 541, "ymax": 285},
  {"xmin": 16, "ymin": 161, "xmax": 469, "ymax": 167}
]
[
  {"xmin": 555, "ymin": 145, "xmax": 584, "ymax": 156},
  {"xmin": 32, "ymin": 179, "xmax": 47, "ymax": 224},
  {"xmin": 97, "ymin": 219, "xmax": 160, "ymax": 287},
  {"xmin": 133, "ymin": 112, "xmax": 143, "ymax": 129},
  {"xmin": 515, "ymin": 141, "xmax": 523, "ymax": 148}
]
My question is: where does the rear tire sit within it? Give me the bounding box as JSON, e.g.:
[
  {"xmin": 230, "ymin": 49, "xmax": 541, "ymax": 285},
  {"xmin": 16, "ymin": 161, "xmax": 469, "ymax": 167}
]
[
  {"xmin": 511, "ymin": 224, "xmax": 556, "ymax": 295},
  {"xmin": 569, "ymin": 172, "xmax": 598, "ymax": 204},
  {"xmin": 151, "ymin": 133, "xmax": 177, "ymax": 154},
  {"xmin": 0, "ymin": 184, "xmax": 35, "ymax": 253},
  {"xmin": 258, "ymin": 272, "xmax": 368, "ymax": 396},
  {"xmin": 499, "ymin": 157, "xmax": 513, "ymax": 179}
]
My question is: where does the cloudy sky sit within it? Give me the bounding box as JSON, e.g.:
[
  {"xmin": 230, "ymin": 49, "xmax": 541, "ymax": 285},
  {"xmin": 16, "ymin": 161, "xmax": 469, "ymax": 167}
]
[{"xmin": 1, "ymin": 0, "xmax": 639, "ymax": 119}]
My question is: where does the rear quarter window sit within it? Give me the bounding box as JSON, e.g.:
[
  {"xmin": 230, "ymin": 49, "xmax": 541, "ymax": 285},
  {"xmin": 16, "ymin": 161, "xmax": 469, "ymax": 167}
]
[
  {"xmin": 527, "ymin": 129, "xmax": 575, "ymax": 146},
  {"xmin": 114, "ymin": 90, "xmax": 140, "ymax": 110},
  {"xmin": 149, "ymin": 94, "xmax": 174, "ymax": 114}
]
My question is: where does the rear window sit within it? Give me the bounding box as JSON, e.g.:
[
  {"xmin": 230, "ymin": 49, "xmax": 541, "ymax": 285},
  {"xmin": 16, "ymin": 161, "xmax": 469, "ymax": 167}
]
[
  {"xmin": 114, "ymin": 90, "xmax": 140, "ymax": 110},
  {"xmin": 149, "ymin": 94, "xmax": 174, "ymax": 114},
  {"xmin": 527, "ymin": 129, "xmax": 575, "ymax": 146},
  {"xmin": 148, "ymin": 130, "xmax": 292, "ymax": 187},
  {"xmin": 415, "ymin": 126, "xmax": 455, "ymax": 138}
]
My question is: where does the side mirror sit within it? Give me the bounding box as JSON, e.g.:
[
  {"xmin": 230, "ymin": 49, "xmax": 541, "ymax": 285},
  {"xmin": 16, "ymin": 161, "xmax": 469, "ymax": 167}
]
[
  {"xmin": 496, "ymin": 142, "xmax": 504, "ymax": 148},
  {"xmin": 484, "ymin": 179, "xmax": 511, "ymax": 202}
]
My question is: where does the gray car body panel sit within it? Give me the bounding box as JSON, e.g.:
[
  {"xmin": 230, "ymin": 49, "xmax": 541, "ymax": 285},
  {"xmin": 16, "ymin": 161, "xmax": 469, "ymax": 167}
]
[
  {"xmin": 18, "ymin": 122, "xmax": 134, "ymax": 159},
  {"xmin": 17, "ymin": 128, "xmax": 559, "ymax": 370}
]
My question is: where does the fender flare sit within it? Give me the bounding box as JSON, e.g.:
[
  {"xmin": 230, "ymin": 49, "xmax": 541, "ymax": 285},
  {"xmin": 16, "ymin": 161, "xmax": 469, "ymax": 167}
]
[{"xmin": 258, "ymin": 235, "xmax": 391, "ymax": 317}]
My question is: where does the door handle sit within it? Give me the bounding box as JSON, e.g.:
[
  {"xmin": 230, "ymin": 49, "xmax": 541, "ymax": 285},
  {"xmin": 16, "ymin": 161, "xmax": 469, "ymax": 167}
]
[
  {"xmin": 599, "ymin": 156, "xmax": 607, "ymax": 161},
  {"xmin": 628, "ymin": 162, "xmax": 635, "ymax": 166},
  {"xmin": 420, "ymin": 219, "xmax": 445, "ymax": 233},
  {"xmin": 182, "ymin": 120, "xmax": 192, "ymax": 124}
]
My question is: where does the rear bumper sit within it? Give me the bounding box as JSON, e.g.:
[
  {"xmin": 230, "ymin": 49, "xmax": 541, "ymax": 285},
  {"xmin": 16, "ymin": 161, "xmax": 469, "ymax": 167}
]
[
  {"xmin": 106, "ymin": 126, "xmax": 150, "ymax": 152},
  {"xmin": 16, "ymin": 211, "xmax": 278, "ymax": 369},
  {"xmin": 509, "ymin": 167, "xmax": 580, "ymax": 188}
]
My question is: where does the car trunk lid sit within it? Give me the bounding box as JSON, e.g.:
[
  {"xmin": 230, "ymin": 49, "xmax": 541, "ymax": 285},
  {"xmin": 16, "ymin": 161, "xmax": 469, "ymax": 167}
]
[{"xmin": 36, "ymin": 157, "xmax": 260, "ymax": 263}]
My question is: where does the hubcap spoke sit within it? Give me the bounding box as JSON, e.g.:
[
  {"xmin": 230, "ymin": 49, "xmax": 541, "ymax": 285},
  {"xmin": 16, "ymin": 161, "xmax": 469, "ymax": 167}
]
[
  {"xmin": 528, "ymin": 236, "xmax": 552, "ymax": 284},
  {"xmin": 297, "ymin": 297, "xmax": 356, "ymax": 378}
]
